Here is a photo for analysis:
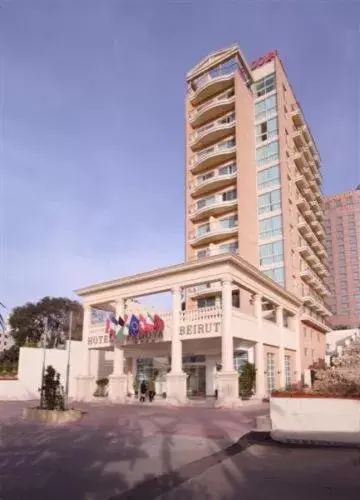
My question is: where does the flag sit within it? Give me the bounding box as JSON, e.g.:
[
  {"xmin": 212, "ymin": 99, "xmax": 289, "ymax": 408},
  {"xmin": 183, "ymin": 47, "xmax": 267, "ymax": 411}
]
[
  {"xmin": 146, "ymin": 313, "xmax": 155, "ymax": 333},
  {"xmin": 117, "ymin": 315, "xmax": 129, "ymax": 337},
  {"xmin": 105, "ymin": 319, "xmax": 110, "ymax": 333},
  {"xmin": 129, "ymin": 315, "xmax": 140, "ymax": 336},
  {"xmin": 118, "ymin": 316, "xmax": 125, "ymax": 327},
  {"xmin": 110, "ymin": 314, "xmax": 118, "ymax": 325},
  {"xmin": 138, "ymin": 314, "xmax": 148, "ymax": 334},
  {"xmin": 116, "ymin": 327, "xmax": 125, "ymax": 340},
  {"xmin": 154, "ymin": 314, "xmax": 164, "ymax": 333}
]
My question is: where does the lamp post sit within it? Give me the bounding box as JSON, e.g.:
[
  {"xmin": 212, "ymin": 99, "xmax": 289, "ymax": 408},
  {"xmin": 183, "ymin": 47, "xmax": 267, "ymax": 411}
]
[
  {"xmin": 65, "ymin": 310, "xmax": 73, "ymax": 409},
  {"xmin": 40, "ymin": 317, "xmax": 48, "ymax": 409}
]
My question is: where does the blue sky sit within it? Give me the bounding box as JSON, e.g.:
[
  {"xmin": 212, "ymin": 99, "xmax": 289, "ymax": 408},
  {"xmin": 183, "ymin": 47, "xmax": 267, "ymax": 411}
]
[{"xmin": 0, "ymin": 0, "xmax": 359, "ymax": 311}]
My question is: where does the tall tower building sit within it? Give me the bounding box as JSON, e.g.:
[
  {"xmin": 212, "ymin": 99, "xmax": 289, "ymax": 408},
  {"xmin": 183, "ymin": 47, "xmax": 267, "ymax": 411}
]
[
  {"xmin": 324, "ymin": 186, "xmax": 360, "ymax": 328},
  {"xmin": 185, "ymin": 45, "xmax": 331, "ymax": 369}
]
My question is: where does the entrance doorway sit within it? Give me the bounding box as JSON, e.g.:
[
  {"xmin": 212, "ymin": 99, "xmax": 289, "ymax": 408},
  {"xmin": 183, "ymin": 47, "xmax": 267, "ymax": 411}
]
[{"xmin": 183, "ymin": 355, "xmax": 206, "ymax": 398}]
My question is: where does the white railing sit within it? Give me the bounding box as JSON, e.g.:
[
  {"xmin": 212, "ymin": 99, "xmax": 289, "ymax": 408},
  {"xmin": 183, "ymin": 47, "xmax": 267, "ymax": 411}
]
[
  {"xmin": 188, "ymin": 163, "xmax": 237, "ymax": 191},
  {"xmin": 188, "ymin": 194, "xmax": 237, "ymax": 216},
  {"xmin": 189, "ymin": 89, "xmax": 235, "ymax": 121},
  {"xmin": 187, "ymin": 281, "xmax": 221, "ymax": 295},
  {"xmin": 180, "ymin": 306, "xmax": 223, "ymax": 323},
  {"xmin": 190, "ymin": 69, "xmax": 235, "ymax": 95},
  {"xmin": 190, "ymin": 138, "xmax": 236, "ymax": 167},
  {"xmin": 189, "ymin": 112, "xmax": 235, "ymax": 143},
  {"xmin": 189, "ymin": 220, "xmax": 238, "ymax": 241}
]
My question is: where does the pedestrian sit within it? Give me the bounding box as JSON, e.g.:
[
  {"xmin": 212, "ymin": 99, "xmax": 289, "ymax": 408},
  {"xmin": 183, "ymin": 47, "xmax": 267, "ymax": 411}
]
[
  {"xmin": 140, "ymin": 380, "xmax": 147, "ymax": 403},
  {"xmin": 148, "ymin": 378, "xmax": 155, "ymax": 403}
]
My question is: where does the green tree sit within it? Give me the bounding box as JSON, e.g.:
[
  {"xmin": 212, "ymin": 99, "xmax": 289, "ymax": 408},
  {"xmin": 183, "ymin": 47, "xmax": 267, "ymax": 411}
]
[{"xmin": 9, "ymin": 297, "xmax": 83, "ymax": 348}]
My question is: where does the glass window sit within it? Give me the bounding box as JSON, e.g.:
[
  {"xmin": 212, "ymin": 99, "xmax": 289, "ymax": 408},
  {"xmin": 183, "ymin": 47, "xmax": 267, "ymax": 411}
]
[
  {"xmin": 254, "ymin": 94, "xmax": 277, "ymax": 121},
  {"xmin": 197, "ymin": 297, "xmax": 216, "ymax": 308},
  {"xmin": 219, "ymin": 241, "xmax": 238, "ymax": 254},
  {"xmin": 259, "ymin": 214, "xmax": 283, "ymax": 240},
  {"xmin": 260, "ymin": 240, "xmax": 284, "ymax": 266},
  {"xmin": 258, "ymin": 188, "xmax": 281, "ymax": 214},
  {"xmin": 285, "ymin": 355, "xmax": 292, "ymax": 390},
  {"xmin": 263, "ymin": 266, "xmax": 285, "ymax": 286},
  {"xmin": 219, "ymin": 214, "xmax": 238, "ymax": 229},
  {"xmin": 197, "ymin": 195, "xmax": 215, "ymax": 209},
  {"xmin": 257, "ymin": 164, "xmax": 281, "ymax": 190},
  {"xmin": 266, "ymin": 352, "xmax": 276, "ymax": 394},
  {"xmin": 197, "ymin": 249, "xmax": 209, "ymax": 259},
  {"xmin": 196, "ymin": 223, "xmax": 210, "ymax": 237},
  {"xmin": 234, "ymin": 350, "xmax": 248, "ymax": 373},
  {"xmin": 256, "ymin": 141, "xmax": 279, "ymax": 167},
  {"xmin": 222, "ymin": 188, "xmax": 237, "ymax": 201},
  {"xmin": 218, "ymin": 162, "xmax": 236, "ymax": 176},
  {"xmin": 197, "ymin": 171, "xmax": 214, "ymax": 185},
  {"xmin": 256, "ymin": 117, "xmax": 278, "ymax": 144},
  {"xmin": 255, "ymin": 74, "xmax": 276, "ymax": 98}
]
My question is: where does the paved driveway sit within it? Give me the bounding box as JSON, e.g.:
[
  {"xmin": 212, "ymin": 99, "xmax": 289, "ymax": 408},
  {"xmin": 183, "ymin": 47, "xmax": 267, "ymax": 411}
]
[{"xmin": 0, "ymin": 401, "xmax": 267, "ymax": 500}]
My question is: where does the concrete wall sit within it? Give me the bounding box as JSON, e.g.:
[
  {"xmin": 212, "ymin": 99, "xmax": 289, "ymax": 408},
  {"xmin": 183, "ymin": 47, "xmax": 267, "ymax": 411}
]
[{"xmin": 0, "ymin": 341, "xmax": 84, "ymax": 401}]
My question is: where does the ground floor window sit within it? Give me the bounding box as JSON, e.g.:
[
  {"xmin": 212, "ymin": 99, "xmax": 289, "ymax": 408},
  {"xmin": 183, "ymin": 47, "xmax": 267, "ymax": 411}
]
[
  {"xmin": 284, "ymin": 355, "xmax": 291, "ymax": 389},
  {"xmin": 234, "ymin": 350, "xmax": 248, "ymax": 374},
  {"xmin": 266, "ymin": 352, "xmax": 276, "ymax": 394}
]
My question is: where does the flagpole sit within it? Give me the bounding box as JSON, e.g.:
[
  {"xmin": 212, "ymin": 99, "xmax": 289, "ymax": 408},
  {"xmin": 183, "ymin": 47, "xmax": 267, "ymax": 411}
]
[
  {"xmin": 65, "ymin": 310, "xmax": 73, "ymax": 409},
  {"xmin": 40, "ymin": 317, "xmax": 48, "ymax": 409}
]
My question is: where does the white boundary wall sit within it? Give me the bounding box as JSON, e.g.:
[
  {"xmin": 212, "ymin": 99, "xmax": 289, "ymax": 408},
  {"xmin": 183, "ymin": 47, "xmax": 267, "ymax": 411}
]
[{"xmin": 0, "ymin": 341, "xmax": 84, "ymax": 401}]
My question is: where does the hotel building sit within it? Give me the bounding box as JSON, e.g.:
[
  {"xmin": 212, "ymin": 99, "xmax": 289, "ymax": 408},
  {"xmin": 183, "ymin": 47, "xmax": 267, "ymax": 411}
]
[
  {"xmin": 74, "ymin": 45, "xmax": 331, "ymax": 405},
  {"xmin": 185, "ymin": 45, "xmax": 331, "ymax": 369},
  {"xmin": 324, "ymin": 186, "xmax": 360, "ymax": 328}
]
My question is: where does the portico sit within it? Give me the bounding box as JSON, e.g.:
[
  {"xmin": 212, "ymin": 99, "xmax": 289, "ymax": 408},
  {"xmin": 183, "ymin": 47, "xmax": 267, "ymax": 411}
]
[{"xmin": 75, "ymin": 254, "xmax": 302, "ymax": 406}]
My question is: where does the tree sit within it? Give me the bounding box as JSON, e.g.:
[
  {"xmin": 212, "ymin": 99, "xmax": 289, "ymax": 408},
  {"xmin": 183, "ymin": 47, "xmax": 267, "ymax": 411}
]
[
  {"xmin": 9, "ymin": 297, "xmax": 83, "ymax": 348},
  {"xmin": 313, "ymin": 340, "xmax": 360, "ymax": 397}
]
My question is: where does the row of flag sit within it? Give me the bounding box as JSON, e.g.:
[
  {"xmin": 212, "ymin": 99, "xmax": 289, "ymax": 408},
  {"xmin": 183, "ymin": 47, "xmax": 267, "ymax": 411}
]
[{"xmin": 105, "ymin": 312, "xmax": 165, "ymax": 341}]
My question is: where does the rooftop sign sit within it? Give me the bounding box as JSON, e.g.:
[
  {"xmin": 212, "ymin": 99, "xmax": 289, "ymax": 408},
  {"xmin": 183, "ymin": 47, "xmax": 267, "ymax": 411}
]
[{"xmin": 250, "ymin": 51, "xmax": 278, "ymax": 71}]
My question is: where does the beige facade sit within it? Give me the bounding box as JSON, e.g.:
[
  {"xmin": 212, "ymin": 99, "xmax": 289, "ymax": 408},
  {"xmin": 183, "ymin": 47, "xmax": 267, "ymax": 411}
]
[
  {"xmin": 75, "ymin": 254, "xmax": 303, "ymax": 405},
  {"xmin": 185, "ymin": 46, "xmax": 331, "ymax": 371}
]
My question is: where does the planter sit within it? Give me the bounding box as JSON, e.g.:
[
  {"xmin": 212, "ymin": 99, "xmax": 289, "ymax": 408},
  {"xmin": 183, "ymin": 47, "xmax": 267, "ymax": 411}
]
[
  {"xmin": 270, "ymin": 396, "xmax": 360, "ymax": 445},
  {"xmin": 23, "ymin": 407, "xmax": 84, "ymax": 424}
]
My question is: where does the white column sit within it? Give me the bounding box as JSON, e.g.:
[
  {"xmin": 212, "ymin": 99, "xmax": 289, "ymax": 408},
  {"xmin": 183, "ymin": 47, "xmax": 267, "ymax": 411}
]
[
  {"xmin": 255, "ymin": 341, "xmax": 265, "ymax": 399},
  {"xmin": 166, "ymin": 286, "xmax": 187, "ymax": 404},
  {"xmin": 76, "ymin": 304, "xmax": 95, "ymax": 401},
  {"xmin": 216, "ymin": 276, "xmax": 239, "ymax": 407},
  {"xmin": 108, "ymin": 299, "xmax": 128, "ymax": 402},
  {"xmin": 276, "ymin": 306, "xmax": 286, "ymax": 389},
  {"xmin": 221, "ymin": 277, "xmax": 233, "ymax": 372},
  {"xmin": 170, "ymin": 286, "xmax": 182, "ymax": 373},
  {"xmin": 294, "ymin": 312, "xmax": 302, "ymax": 387}
]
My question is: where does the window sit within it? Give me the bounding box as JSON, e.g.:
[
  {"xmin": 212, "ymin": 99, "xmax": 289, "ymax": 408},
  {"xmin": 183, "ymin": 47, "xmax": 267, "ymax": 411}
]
[
  {"xmin": 219, "ymin": 214, "xmax": 238, "ymax": 229},
  {"xmin": 197, "ymin": 297, "xmax": 216, "ymax": 308},
  {"xmin": 197, "ymin": 195, "xmax": 215, "ymax": 209},
  {"xmin": 256, "ymin": 117, "xmax": 278, "ymax": 144},
  {"xmin": 258, "ymin": 188, "xmax": 281, "ymax": 214},
  {"xmin": 254, "ymin": 94, "xmax": 277, "ymax": 121},
  {"xmin": 222, "ymin": 188, "xmax": 237, "ymax": 202},
  {"xmin": 266, "ymin": 353, "xmax": 276, "ymax": 394},
  {"xmin": 196, "ymin": 223, "xmax": 210, "ymax": 237},
  {"xmin": 255, "ymin": 74, "xmax": 276, "ymax": 98},
  {"xmin": 262, "ymin": 266, "xmax": 285, "ymax": 286},
  {"xmin": 256, "ymin": 141, "xmax": 279, "ymax": 167},
  {"xmin": 218, "ymin": 162, "xmax": 236, "ymax": 176},
  {"xmin": 234, "ymin": 350, "xmax": 248, "ymax": 373},
  {"xmin": 197, "ymin": 249, "xmax": 209, "ymax": 259},
  {"xmin": 219, "ymin": 241, "xmax": 238, "ymax": 254},
  {"xmin": 257, "ymin": 164, "xmax": 281, "ymax": 190},
  {"xmin": 197, "ymin": 171, "xmax": 214, "ymax": 185},
  {"xmin": 259, "ymin": 214, "xmax": 283, "ymax": 240},
  {"xmin": 260, "ymin": 240, "xmax": 284, "ymax": 266},
  {"xmin": 284, "ymin": 355, "xmax": 291, "ymax": 390}
]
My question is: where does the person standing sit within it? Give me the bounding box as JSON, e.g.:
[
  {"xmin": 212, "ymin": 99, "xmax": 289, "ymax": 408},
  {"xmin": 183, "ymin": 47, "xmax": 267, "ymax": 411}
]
[
  {"xmin": 148, "ymin": 378, "xmax": 155, "ymax": 403},
  {"xmin": 140, "ymin": 379, "xmax": 147, "ymax": 403}
]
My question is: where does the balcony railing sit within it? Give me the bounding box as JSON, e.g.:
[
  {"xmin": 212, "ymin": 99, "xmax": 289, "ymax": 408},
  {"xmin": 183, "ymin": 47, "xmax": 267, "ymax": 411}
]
[
  {"xmin": 189, "ymin": 112, "xmax": 236, "ymax": 149},
  {"xmin": 189, "ymin": 218, "xmax": 238, "ymax": 244},
  {"xmin": 189, "ymin": 138, "xmax": 236, "ymax": 173},
  {"xmin": 189, "ymin": 89, "xmax": 235, "ymax": 124},
  {"xmin": 188, "ymin": 193, "xmax": 237, "ymax": 218}
]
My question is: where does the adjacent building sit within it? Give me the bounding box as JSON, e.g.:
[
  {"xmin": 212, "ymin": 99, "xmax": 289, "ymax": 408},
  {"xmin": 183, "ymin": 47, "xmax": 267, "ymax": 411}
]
[
  {"xmin": 324, "ymin": 186, "xmax": 360, "ymax": 328},
  {"xmin": 185, "ymin": 45, "xmax": 331, "ymax": 369}
]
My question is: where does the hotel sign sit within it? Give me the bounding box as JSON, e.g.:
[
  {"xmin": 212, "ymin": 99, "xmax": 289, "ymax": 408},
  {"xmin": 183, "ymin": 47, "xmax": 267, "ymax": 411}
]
[
  {"xmin": 88, "ymin": 334, "xmax": 111, "ymax": 348},
  {"xmin": 250, "ymin": 51, "xmax": 278, "ymax": 70},
  {"xmin": 179, "ymin": 322, "xmax": 221, "ymax": 337}
]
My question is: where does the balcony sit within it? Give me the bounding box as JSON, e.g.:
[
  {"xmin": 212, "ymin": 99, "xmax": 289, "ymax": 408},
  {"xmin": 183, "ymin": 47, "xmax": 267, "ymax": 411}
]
[
  {"xmin": 188, "ymin": 193, "xmax": 238, "ymax": 221},
  {"xmin": 189, "ymin": 72, "xmax": 235, "ymax": 106},
  {"xmin": 189, "ymin": 112, "xmax": 236, "ymax": 151},
  {"xmin": 189, "ymin": 89, "xmax": 235, "ymax": 128},
  {"xmin": 292, "ymin": 124, "xmax": 307, "ymax": 148},
  {"xmin": 189, "ymin": 162, "xmax": 237, "ymax": 197},
  {"xmin": 286, "ymin": 103, "xmax": 302, "ymax": 125},
  {"xmin": 189, "ymin": 218, "xmax": 238, "ymax": 247},
  {"xmin": 299, "ymin": 238, "xmax": 329, "ymax": 278},
  {"xmin": 189, "ymin": 137, "xmax": 236, "ymax": 174},
  {"xmin": 187, "ymin": 281, "xmax": 222, "ymax": 298}
]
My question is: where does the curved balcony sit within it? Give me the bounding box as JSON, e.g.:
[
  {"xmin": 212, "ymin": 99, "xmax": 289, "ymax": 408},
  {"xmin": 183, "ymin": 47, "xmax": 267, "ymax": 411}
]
[
  {"xmin": 188, "ymin": 281, "xmax": 222, "ymax": 298},
  {"xmin": 189, "ymin": 90, "xmax": 235, "ymax": 128},
  {"xmin": 188, "ymin": 194, "xmax": 238, "ymax": 221},
  {"xmin": 190, "ymin": 72, "xmax": 235, "ymax": 106},
  {"xmin": 189, "ymin": 113, "xmax": 236, "ymax": 151},
  {"xmin": 189, "ymin": 138, "xmax": 236, "ymax": 175},
  {"xmin": 189, "ymin": 219, "xmax": 238, "ymax": 247},
  {"xmin": 189, "ymin": 163, "xmax": 237, "ymax": 197}
]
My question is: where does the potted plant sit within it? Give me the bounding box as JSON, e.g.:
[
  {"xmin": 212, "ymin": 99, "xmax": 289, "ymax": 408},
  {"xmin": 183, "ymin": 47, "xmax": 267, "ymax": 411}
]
[{"xmin": 93, "ymin": 377, "xmax": 109, "ymax": 398}]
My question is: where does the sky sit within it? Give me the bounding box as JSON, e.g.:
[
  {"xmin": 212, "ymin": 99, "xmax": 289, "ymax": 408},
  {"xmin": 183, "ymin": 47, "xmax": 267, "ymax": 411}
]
[{"xmin": 0, "ymin": 0, "xmax": 359, "ymax": 312}]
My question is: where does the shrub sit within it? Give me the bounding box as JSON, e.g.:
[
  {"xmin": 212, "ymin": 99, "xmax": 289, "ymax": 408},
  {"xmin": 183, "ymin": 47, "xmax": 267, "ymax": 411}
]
[
  {"xmin": 239, "ymin": 362, "xmax": 256, "ymax": 400},
  {"xmin": 39, "ymin": 365, "xmax": 65, "ymax": 410},
  {"xmin": 94, "ymin": 377, "xmax": 109, "ymax": 397}
]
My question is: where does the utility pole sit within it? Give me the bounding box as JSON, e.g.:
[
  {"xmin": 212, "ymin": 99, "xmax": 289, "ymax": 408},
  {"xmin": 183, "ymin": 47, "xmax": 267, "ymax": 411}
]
[
  {"xmin": 65, "ymin": 310, "xmax": 73, "ymax": 409},
  {"xmin": 40, "ymin": 317, "xmax": 48, "ymax": 408}
]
